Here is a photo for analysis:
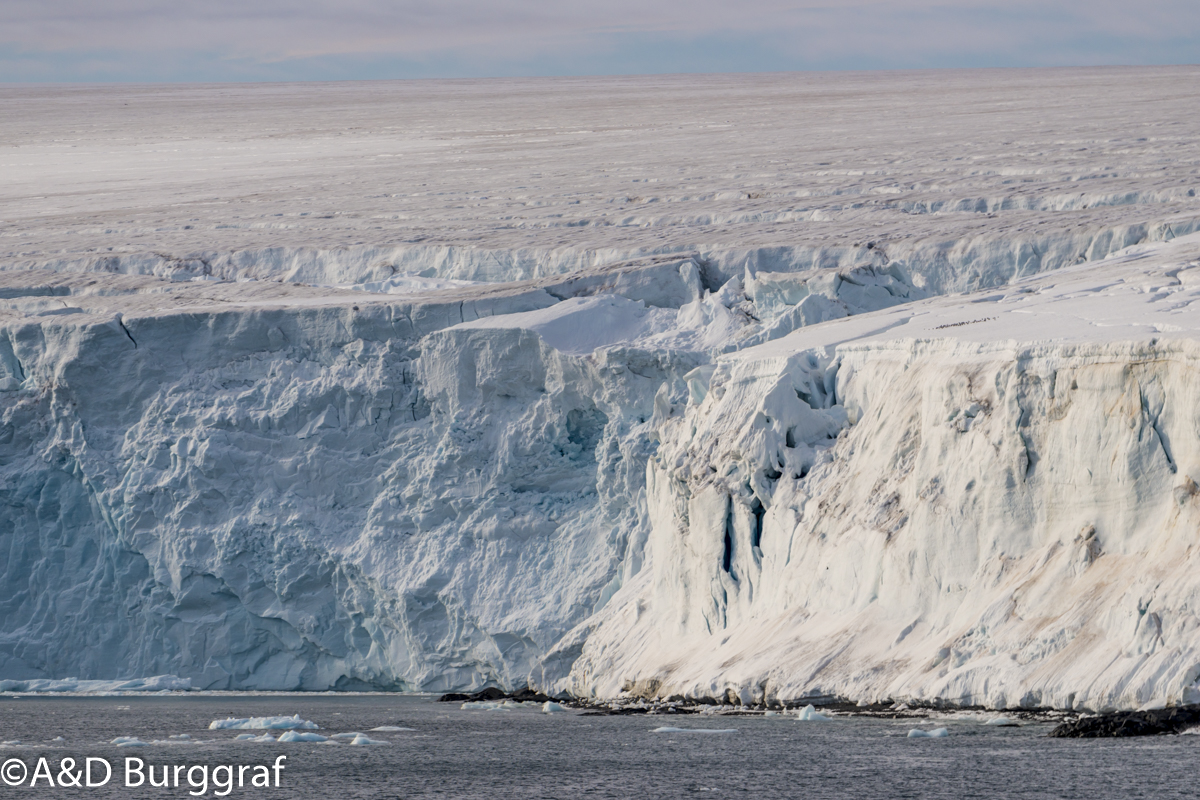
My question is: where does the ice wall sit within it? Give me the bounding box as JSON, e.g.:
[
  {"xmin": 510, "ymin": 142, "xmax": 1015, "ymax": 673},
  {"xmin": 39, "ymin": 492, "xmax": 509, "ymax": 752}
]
[
  {"xmin": 0, "ymin": 271, "xmax": 714, "ymax": 690},
  {"xmin": 567, "ymin": 238, "xmax": 1200, "ymax": 711},
  {"xmin": 8, "ymin": 232, "xmax": 1200, "ymax": 704}
]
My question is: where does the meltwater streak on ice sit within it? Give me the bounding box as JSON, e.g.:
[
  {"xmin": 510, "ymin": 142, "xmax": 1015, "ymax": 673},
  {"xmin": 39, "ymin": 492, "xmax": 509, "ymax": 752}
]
[{"xmin": 1, "ymin": 69, "xmax": 1200, "ymax": 704}]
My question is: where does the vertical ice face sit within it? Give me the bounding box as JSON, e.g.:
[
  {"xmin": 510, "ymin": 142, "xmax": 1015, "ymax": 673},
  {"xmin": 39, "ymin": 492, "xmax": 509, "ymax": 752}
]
[
  {"xmin": 4, "ymin": 71, "xmax": 1200, "ymax": 704},
  {"xmin": 0, "ymin": 279, "xmax": 709, "ymax": 690},
  {"xmin": 567, "ymin": 236, "xmax": 1200, "ymax": 711}
]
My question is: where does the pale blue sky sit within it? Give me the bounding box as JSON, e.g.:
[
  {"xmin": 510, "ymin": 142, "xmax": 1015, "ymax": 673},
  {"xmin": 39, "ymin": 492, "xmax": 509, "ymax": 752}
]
[{"xmin": 2, "ymin": 0, "xmax": 1197, "ymax": 82}]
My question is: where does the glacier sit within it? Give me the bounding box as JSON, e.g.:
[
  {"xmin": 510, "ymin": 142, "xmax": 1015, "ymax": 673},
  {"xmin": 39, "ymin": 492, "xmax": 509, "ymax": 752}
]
[{"xmin": 3, "ymin": 67, "xmax": 1200, "ymax": 710}]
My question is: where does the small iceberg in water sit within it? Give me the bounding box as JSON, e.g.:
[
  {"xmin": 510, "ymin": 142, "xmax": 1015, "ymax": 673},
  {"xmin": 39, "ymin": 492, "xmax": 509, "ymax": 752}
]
[
  {"xmin": 984, "ymin": 716, "xmax": 1018, "ymax": 727},
  {"xmin": 907, "ymin": 728, "xmax": 950, "ymax": 738},
  {"xmin": 347, "ymin": 734, "xmax": 390, "ymax": 745},
  {"xmin": 277, "ymin": 731, "xmax": 329, "ymax": 743},
  {"xmin": 795, "ymin": 705, "xmax": 832, "ymax": 721},
  {"xmin": 209, "ymin": 715, "xmax": 318, "ymax": 731}
]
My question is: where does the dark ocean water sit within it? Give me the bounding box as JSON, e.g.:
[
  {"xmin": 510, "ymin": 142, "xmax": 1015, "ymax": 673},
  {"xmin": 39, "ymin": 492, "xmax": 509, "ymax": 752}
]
[{"xmin": 1, "ymin": 695, "xmax": 1197, "ymax": 799}]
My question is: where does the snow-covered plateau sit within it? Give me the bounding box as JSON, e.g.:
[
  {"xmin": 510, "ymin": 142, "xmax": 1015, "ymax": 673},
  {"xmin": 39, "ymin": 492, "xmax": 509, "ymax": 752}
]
[{"xmin": 3, "ymin": 67, "xmax": 1200, "ymax": 710}]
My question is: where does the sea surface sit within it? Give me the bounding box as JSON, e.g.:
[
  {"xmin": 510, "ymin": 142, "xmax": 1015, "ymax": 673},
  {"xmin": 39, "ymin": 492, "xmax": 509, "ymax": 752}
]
[{"xmin": 1, "ymin": 695, "xmax": 1197, "ymax": 799}]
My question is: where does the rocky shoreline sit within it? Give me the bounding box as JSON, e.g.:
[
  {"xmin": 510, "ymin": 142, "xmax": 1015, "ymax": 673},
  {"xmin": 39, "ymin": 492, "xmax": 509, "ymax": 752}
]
[
  {"xmin": 440, "ymin": 690, "xmax": 1200, "ymax": 737},
  {"xmin": 437, "ymin": 690, "xmax": 1066, "ymax": 722},
  {"xmin": 1048, "ymin": 707, "xmax": 1200, "ymax": 738}
]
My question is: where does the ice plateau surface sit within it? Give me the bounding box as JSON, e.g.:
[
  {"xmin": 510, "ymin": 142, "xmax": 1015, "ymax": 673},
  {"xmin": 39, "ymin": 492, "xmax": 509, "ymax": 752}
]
[{"xmin": 3, "ymin": 68, "xmax": 1200, "ymax": 709}]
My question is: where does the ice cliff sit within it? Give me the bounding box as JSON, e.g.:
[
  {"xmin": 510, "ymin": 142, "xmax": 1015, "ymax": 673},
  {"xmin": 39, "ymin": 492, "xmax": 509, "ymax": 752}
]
[
  {"xmin": 4, "ymin": 70, "xmax": 1200, "ymax": 709},
  {"xmin": 569, "ymin": 235, "xmax": 1200, "ymax": 710}
]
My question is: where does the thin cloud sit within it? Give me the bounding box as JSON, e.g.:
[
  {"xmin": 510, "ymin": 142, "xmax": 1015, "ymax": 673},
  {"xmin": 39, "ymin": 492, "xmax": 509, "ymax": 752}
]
[{"xmin": 1, "ymin": 0, "xmax": 1197, "ymax": 81}]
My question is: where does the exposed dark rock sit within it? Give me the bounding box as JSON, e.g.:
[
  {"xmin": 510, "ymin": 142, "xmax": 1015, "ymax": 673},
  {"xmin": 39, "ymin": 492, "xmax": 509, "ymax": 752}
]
[
  {"xmin": 1049, "ymin": 706, "xmax": 1200, "ymax": 737},
  {"xmin": 437, "ymin": 686, "xmax": 555, "ymax": 704},
  {"xmin": 509, "ymin": 688, "xmax": 555, "ymax": 703}
]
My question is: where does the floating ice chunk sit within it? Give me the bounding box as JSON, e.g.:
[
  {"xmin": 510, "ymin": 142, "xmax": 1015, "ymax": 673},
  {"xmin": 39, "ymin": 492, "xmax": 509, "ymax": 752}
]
[
  {"xmin": 277, "ymin": 731, "xmax": 330, "ymax": 743},
  {"xmin": 209, "ymin": 715, "xmax": 318, "ymax": 730},
  {"xmin": 460, "ymin": 700, "xmax": 532, "ymax": 711},
  {"xmin": 1, "ymin": 741, "xmax": 20, "ymax": 746},
  {"xmin": 907, "ymin": 728, "xmax": 950, "ymax": 738},
  {"xmin": 763, "ymin": 710, "xmax": 779, "ymax": 717},
  {"xmin": 369, "ymin": 726, "xmax": 414, "ymax": 732},
  {"xmin": 168, "ymin": 734, "xmax": 192, "ymax": 740},
  {"xmin": 233, "ymin": 733, "xmax": 275, "ymax": 742},
  {"xmin": 347, "ymin": 734, "xmax": 390, "ymax": 745},
  {"xmin": 51, "ymin": 736, "xmax": 65, "ymax": 742},
  {"xmin": 984, "ymin": 717, "xmax": 1017, "ymax": 726},
  {"xmin": 542, "ymin": 702, "xmax": 567, "ymax": 714},
  {"xmin": 330, "ymin": 732, "xmax": 364, "ymax": 739},
  {"xmin": 111, "ymin": 737, "xmax": 149, "ymax": 747},
  {"xmin": 795, "ymin": 705, "xmax": 832, "ymax": 721},
  {"xmin": 651, "ymin": 727, "xmax": 737, "ymax": 734}
]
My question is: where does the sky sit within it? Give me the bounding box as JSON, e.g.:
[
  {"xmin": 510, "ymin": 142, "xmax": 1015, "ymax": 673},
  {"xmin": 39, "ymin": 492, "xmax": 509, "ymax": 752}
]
[{"xmin": 1, "ymin": 0, "xmax": 1197, "ymax": 83}]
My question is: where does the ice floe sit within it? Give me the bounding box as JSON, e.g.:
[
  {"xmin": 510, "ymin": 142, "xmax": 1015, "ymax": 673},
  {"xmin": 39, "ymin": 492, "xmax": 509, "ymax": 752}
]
[
  {"xmin": 347, "ymin": 734, "xmax": 390, "ymax": 745},
  {"xmin": 209, "ymin": 715, "xmax": 318, "ymax": 731},
  {"xmin": 907, "ymin": 728, "xmax": 950, "ymax": 739},
  {"xmin": 276, "ymin": 731, "xmax": 329, "ymax": 743}
]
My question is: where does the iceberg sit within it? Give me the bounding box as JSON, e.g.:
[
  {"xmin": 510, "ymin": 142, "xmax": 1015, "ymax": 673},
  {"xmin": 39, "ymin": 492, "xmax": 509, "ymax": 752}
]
[
  {"xmin": 277, "ymin": 731, "xmax": 330, "ymax": 743},
  {"xmin": 907, "ymin": 728, "xmax": 950, "ymax": 739},
  {"xmin": 111, "ymin": 737, "xmax": 149, "ymax": 747},
  {"xmin": 795, "ymin": 705, "xmax": 832, "ymax": 722},
  {"xmin": 347, "ymin": 734, "xmax": 390, "ymax": 745},
  {"xmin": 209, "ymin": 715, "xmax": 318, "ymax": 731}
]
